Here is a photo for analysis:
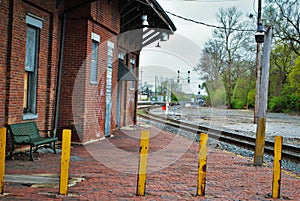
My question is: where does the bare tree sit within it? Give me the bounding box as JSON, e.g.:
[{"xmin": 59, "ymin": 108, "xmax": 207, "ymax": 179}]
[
  {"xmin": 194, "ymin": 6, "xmax": 256, "ymax": 108},
  {"xmin": 212, "ymin": 7, "xmax": 249, "ymax": 108},
  {"xmin": 195, "ymin": 38, "xmax": 225, "ymax": 89}
]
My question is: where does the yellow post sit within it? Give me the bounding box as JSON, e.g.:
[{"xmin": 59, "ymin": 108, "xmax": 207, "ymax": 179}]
[
  {"xmin": 136, "ymin": 130, "xmax": 150, "ymax": 196},
  {"xmin": 272, "ymin": 136, "xmax": 282, "ymax": 198},
  {"xmin": 254, "ymin": 118, "xmax": 266, "ymax": 166},
  {"xmin": 0, "ymin": 128, "xmax": 6, "ymax": 195},
  {"xmin": 59, "ymin": 129, "xmax": 72, "ymax": 195},
  {"xmin": 197, "ymin": 133, "xmax": 208, "ymax": 196}
]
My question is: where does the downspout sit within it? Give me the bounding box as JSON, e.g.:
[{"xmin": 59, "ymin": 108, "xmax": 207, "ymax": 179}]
[
  {"xmin": 5, "ymin": 0, "xmax": 14, "ymax": 125},
  {"xmin": 134, "ymin": 56, "xmax": 140, "ymax": 125},
  {"xmin": 53, "ymin": 0, "xmax": 95, "ymax": 135},
  {"xmin": 53, "ymin": 12, "xmax": 66, "ymax": 135}
]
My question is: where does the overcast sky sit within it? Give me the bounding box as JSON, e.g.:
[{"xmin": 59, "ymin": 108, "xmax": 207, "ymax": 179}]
[{"xmin": 139, "ymin": 0, "xmax": 258, "ymax": 94}]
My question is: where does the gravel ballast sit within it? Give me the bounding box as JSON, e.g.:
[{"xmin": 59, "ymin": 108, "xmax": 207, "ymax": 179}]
[{"xmin": 139, "ymin": 106, "xmax": 300, "ymax": 175}]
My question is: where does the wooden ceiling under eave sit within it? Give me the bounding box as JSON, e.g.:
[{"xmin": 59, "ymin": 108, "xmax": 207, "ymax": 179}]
[
  {"xmin": 120, "ymin": 0, "xmax": 176, "ymax": 32},
  {"xmin": 119, "ymin": 0, "xmax": 176, "ymax": 49}
]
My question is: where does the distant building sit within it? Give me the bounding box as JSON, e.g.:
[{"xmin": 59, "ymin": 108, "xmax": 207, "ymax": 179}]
[{"xmin": 0, "ymin": 0, "xmax": 176, "ymax": 150}]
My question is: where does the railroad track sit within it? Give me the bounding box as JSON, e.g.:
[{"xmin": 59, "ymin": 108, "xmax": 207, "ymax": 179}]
[{"xmin": 138, "ymin": 106, "xmax": 300, "ymax": 162}]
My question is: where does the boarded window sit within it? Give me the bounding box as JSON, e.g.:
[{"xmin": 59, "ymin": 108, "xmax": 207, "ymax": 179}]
[
  {"xmin": 90, "ymin": 40, "xmax": 99, "ymax": 84},
  {"xmin": 23, "ymin": 15, "xmax": 42, "ymax": 120},
  {"xmin": 129, "ymin": 59, "xmax": 135, "ymax": 90}
]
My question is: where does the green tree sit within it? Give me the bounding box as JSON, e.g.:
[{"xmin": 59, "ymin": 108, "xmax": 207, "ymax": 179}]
[
  {"xmin": 264, "ymin": 0, "xmax": 300, "ymax": 55},
  {"xmin": 269, "ymin": 42, "xmax": 297, "ymax": 96},
  {"xmin": 289, "ymin": 56, "xmax": 300, "ymax": 91},
  {"xmin": 269, "ymin": 56, "xmax": 300, "ymax": 113},
  {"xmin": 264, "ymin": 0, "xmax": 300, "ymax": 113}
]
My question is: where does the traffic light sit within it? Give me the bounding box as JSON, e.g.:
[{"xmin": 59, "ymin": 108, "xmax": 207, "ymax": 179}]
[{"xmin": 187, "ymin": 70, "xmax": 190, "ymax": 83}]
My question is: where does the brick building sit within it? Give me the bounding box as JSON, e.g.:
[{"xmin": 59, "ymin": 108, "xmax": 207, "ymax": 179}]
[{"xmin": 0, "ymin": 0, "xmax": 175, "ymax": 148}]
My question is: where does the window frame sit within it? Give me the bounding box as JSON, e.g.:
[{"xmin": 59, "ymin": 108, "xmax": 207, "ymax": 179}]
[
  {"xmin": 23, "ymin": 15, "xmax": 42, "ymax": 120},
  {"xmin": 90, "ymin": 33, "xmax": 100, "ymax": 84},
  {"xmin": 129, "ymin": 58, "xmax": 135, "ymax": 90}
]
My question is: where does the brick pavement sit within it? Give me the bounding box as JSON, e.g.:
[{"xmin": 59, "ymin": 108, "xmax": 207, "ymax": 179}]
[{"xmin": 1, "ymin": 123, "xmax": 300, "ymax": 200}]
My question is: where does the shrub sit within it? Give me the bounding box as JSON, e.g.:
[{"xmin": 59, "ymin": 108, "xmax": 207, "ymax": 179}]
[
  {"xmin": 247, "ymin": 89, "xmax": 255, "ymax": 108},
  {"xmin": 269, "ymin": 96, "xmax": 287, "ymax": 112},
  {"xmin": 269, "ymin": 93, "xmax": 300, "ymax": 113},
  {"xmin": 231, "ymin": 99, "xmax": 247, "ymax": 109}
]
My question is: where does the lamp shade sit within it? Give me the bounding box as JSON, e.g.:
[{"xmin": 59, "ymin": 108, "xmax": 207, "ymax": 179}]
[
  {"xmin": 255, "ymin": 32, "xmax": 264, "ymax": 43},
  {"xmin": 161, "ymin": 32, "xmax": 168, "ymax": 41},
  {"xmin": 141, "ymin": 15, "xmax": 149, "ymax": 27}
]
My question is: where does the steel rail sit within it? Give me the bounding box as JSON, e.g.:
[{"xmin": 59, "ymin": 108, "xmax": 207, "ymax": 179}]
[{"xmin": 138, "ymin": 106, "xmax": 300, "ymax": 162}]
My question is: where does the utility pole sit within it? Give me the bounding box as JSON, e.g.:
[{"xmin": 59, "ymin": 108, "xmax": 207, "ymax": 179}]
[
  {"xmin": 155, "ymin": 75, "xmax": 157, "ymax": 100},
  {"xmin": 254, "ymin": 26, "xmax": 272, "ymax": 166},
  {"xmin": 140, "ymin": 67, "xmax": 143, "ymax": 92},
  {"xmin": 254, "ymin": 0, "xmax": 262, "ymax": 124}
]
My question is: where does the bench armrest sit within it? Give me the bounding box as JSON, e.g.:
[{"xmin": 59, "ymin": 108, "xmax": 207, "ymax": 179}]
[
  {"xmin": 39, "ymin": 129, "xmax": 55, "ymax": 137},
  {"xmin": 15, "ymin": 135, "xmax": 32, "ymax": 143}
]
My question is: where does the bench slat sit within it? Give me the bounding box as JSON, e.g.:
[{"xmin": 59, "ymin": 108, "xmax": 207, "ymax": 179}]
[{"xmin": 29, "ymin": 137, "xmax": 58, "ymax": 147}]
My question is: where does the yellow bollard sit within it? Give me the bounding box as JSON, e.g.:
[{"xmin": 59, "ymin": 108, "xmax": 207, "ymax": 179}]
[
  {"xmin": 254, "ymin": 118, "xmax": 266, "ymax": 166},
  {"xmin": 0, "ymin": 128, "xmax": 6, "ymax": 195},
  {"xmin": 59, "ymin": 129, "xmax": 72, "ymax": 195},
  {"xmin": 272, "ymin": 136, "xmax": 282, "ymax": 198},
  {"xmin": 136, "ymin": 130, "xmax": 150, "ymax": 196},
  {"xmin": 197, "ymin": 133, "xmax": 208, "ymax": 196}
]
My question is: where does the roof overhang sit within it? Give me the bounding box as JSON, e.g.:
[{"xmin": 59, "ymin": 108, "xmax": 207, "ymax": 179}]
[
  {"xmin": 57, "ymin": 0, "xmax": 176, "ymax": 48},
  {"xmin": 119, "ymin": 0, "xmax": 176, "ymax": 49},
  {"xmin": 120, "ymin": 0, "xmax": 176, "ymax": 33}
]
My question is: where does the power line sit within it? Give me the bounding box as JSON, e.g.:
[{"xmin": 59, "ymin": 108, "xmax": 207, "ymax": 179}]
[{"xmin": 165, "ymin": 11, "xmax": 256, "ymax": 32}]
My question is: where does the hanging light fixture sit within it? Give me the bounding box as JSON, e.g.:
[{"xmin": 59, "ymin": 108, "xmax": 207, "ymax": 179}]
[
  {"xmin": 160, "ymin": 32, "xmax": 168, "ymax": 41},
  {"xmin": 155, "ymin": 41, "xmax": 161, "ymax": 48},
  {"xmin": 141, "ymin": 15, "xmax": 149, "ymax": 27},
  {"xmin": 255, "ymin": 23, "xmax": 265, "ymax": 43}
]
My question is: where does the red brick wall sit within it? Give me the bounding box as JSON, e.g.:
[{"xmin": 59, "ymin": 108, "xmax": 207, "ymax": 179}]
[
  {"xmin": 0, "ymin": 0, "xmax": 10, "ymax": 127},
  {"xmin": 1, "ymin": 0, "xmax": 140, "ymax": 145},
  {"xmin": 58, "ymin": 0, "xmax": 122, "ymax": 143},
  {"xmin": 90, "ymin": 0, "xmax": 120, "ymax": 32},
  {"xmin": 83, "ymin": 0, "xmax": 120, "ymax": 141},
  {"xmin": 5, "ymin": 0, "xmax": 57, "ymax": 130},
  {"xmin": 1, "ymin": 0, "xmax": 59, "ymax": 153},
  {"xmin": 58, "ymin": 17, "xmax": 88, "ymax": 142},
  {"xmin": 47, "ymin": 11, "xmax": 61, "ymax": 132},
  {"xmin": 83, "ymin": 32, "xmax": 119, "ymax": 141}
]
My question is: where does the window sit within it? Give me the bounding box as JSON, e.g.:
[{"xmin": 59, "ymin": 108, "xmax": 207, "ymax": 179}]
[
  {"xmin": 90, "ymin": 33, "xmax": 100, "ymax": 84},
  {"xmin": 118, "ymin": 53, "xmax": 125, "ymax": 61},
  {"xmin": 90, "ymin": 40, "xmax": 99, "ymax": 83},
  {"xmin": 129, "ymin": 58, "xmax": 135, "ymax": 90},
  {"xmin": 23, "ymin": 15, "xmax": 42, "ymax": 120}
]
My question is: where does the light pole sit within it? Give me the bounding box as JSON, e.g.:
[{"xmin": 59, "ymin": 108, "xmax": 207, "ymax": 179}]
[
  {"xmin": 165, "ymin": 79, "xmax": 171, "ymax": 115},
  {"xmin": 140, "ymin": 67, "xmax": 143, "ymax": 100}
]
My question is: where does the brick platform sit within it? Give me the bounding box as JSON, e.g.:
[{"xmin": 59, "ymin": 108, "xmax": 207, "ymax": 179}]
[{"xmin": 2, "ymin": 123, "xmax": 300, "ymax": 200}]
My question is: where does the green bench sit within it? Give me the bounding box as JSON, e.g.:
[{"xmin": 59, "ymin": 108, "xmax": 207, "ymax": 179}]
[{"xmin": 7, "ymin": 122, "xmax": 58, "ymax": 161}]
